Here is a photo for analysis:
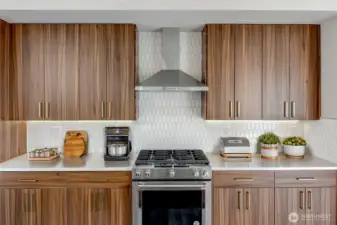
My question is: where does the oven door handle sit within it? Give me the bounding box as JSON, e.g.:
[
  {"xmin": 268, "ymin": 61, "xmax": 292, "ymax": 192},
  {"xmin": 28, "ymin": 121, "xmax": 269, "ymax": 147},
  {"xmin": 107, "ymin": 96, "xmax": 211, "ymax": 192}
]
[{"xmin": 136, "ymin": 183, "xmax": 208, "ymax": 190}]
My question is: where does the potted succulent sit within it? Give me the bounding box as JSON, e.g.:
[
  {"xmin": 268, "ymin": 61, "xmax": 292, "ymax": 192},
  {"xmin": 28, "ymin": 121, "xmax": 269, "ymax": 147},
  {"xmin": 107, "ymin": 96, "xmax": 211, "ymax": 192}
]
[
  {"xmin": 258, "ymin": 132, "xmax": 281, "ymax": 159},
  {"xmin": 282, "ymin": 136, "xmax": 307, "ymax": 159}
]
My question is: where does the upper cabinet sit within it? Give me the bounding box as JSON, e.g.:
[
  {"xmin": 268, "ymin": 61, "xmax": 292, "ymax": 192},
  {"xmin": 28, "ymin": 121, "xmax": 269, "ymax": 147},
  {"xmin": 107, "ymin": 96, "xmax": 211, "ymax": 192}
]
[
  {"xmin": 106, "ymin": 25, "xmax": 136, "ymax": 120},
  {"xmin": 203, "ymin": 24, "xmax": 320, "ymax": 120},
  {"xmin": 289, "ymin": 25, "xmax": 320, "ymax": 120},
  {"xmin": 11, "ymin": 24, "xmax": 136, "ymax": 121},
  {"xmin": 202, "ymin": 24, "xmax": 235, "ymax": 120},
  {"xmin": 235, "ymin": 25, "xmax": 263, "ymax": 120}
]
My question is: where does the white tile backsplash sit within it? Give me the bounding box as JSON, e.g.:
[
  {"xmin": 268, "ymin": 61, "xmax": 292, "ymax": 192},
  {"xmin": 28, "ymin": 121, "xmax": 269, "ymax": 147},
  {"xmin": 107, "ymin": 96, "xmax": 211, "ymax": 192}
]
[
  {"xmin": 26, "ymin": 32, "xmax": 305, "ymax": 154},
  {"xmin": 304, "ymin": 119, "xmax": 337, "ymax": 163}
]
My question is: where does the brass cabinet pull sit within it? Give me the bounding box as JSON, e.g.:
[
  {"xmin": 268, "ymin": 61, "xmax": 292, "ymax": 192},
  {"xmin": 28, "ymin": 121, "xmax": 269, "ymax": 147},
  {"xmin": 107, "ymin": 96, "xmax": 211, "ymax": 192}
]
[
  {"xmin": 18, "ymin": 179, "xmax": 37, "ymax": 183},
  {"xmin": 229, "ymin": 101, "xmax": 233, "ymax": 119},
  {"xmin": 45, "ymin": 102, "xmax": 50, "ymax": 119},
  {"xmin": 308, "ymin": 191, "xmax": 312, "ymax": 209},
  {"xmin": 38, "ymin": 102, "xmax": 43, "ymax": 119},
  {"xmin": 291, "ymin": 101, "xmax": 296, "ymax": 118},
  {"xmin": 237, "ymin": 191, "xmax": 241, "ymax": 210},
  {"xmin": 284, "ymin": 101, "xmax": 289, "ymax": 118},
  {"xmin": 296, "ymin": 177, "xmax": 316, "ymax": 181},
  {"xmin": 101, "ymin": 102, "xmax": 105, "ymax": 119},
  {"xmin": 89, "ymin": 179, "xmax": 108, "ymax": 183},
  {"xmin": 236, "ymin": 101, "xmax": 241, "ymax": 118},
  {"xmin": 299, "ymin": 191, "xmax": 304, "ymax": 209},
  {"xmin": 108, "ymin": 102, "xmax": 111, "ymax": 119},
  {"xmin": 234, "ymin": 178, "xmax": 254, "ymax": 182},
  {"xmin": 245, "ymin": 191, "xmax": 250, "ymax": 210}
]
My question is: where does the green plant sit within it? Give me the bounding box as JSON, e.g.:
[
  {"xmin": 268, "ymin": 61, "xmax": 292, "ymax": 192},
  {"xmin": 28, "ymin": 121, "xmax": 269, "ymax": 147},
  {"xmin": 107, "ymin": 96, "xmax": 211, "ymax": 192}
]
[
  {"xmin": 258, "ymin": 132, "xmax": 280, "ymax": 145},
  {"xmin": 282, "ymin": 136, "xmax": 306, "ymax": 146}
]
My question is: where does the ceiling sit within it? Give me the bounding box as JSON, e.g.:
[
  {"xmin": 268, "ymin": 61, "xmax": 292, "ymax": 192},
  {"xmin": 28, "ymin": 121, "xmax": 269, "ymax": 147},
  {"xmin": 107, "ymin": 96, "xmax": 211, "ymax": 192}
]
[{"xmin": 1, "ymin": 10, "xmax": 337, "ymax": 30}]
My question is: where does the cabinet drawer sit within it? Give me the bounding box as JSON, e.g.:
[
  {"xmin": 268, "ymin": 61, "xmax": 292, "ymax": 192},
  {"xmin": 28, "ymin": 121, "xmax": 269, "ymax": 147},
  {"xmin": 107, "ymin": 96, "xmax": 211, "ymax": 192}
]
[
  {"xmin": 275, "ymin": 171, "xmax": 336, "ymax": 187},
  {"xmin": 213, "ymin": 171, "xmax": 274, "ymax": 188},
  {"xmin": 64, "ymin": 171, "xmax": 131, "ymax": 187},
  {"xmin": 0, "ymin": 172, "xmax": 66, "ymax": 187}
]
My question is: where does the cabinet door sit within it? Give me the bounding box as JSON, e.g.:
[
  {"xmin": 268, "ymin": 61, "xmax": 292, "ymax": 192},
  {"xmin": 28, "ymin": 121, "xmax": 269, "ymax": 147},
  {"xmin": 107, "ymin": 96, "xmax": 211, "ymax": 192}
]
[
  {"xmin": 262, "ymin": 25, "xmax": 290, "ymax": 120},
  {"xmin": 0, "ymin": 188, "xmax": 66, "ymax": 225},
  {"xmin": 78, "ymin": 24, "xmax": 107, "ymax": 120},
  {"xmin": 44, "ymin": 24, "xmax": 80, "ymax": 120},
  {"xmin": 289, "ymin": 25, "xmax": 320, "ymax": 120},
  {"xmin": 235, "ymin": 25, "xmax": 263, "ymax": 120},
  {"xmin": 276, "ymin": 188, "xmax": 306, "ymax": 225},
  {"xmin": 68, "ymin": 187, "xmax": 131, "ymax": 225},
  {"xmin": 244, "ymin": 188, "xmax": 274, "ymax": 225},
  {"xmin": 106, "ymin": 24, "xmax": 136, "ymax": 120},
  {"xmin": 213, "ymin": 188, "xmax": 244, "ymax": 225},
  {"xmin": 306, "ymin": 188, "xmax": 336, "ymax": 225},
  {"xmin": 0, "ymin": 188, "xmax": 41, "ymax": 225},
  {"xmin": 19, "ymin": 25, "xmax": 45, "ymax": 120},
  {"xmin": 41, "ymin": 188, "xmax": 67, "ymax": 225},
  {"xmin": 202, "ymin": 24, "xmax": 235, "ymax": 120}
]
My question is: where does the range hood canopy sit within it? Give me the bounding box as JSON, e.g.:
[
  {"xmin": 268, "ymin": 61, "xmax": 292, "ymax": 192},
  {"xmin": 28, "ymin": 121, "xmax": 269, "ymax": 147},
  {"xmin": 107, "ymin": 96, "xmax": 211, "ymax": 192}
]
[{"xmin": 135, "ymin": 28, "xmax": 208, "ymax": 92}]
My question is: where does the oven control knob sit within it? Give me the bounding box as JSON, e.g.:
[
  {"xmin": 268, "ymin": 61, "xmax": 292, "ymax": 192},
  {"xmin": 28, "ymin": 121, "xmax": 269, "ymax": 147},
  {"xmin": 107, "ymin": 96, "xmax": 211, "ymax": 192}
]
[
  {"xmin": 194, "ymin": 171, "xmax": 200, "ymax": 177},
  {"xmin": 145, "ymin": 171, "xmax": 151, "ymax": 177},
  {"xmin": 135, "ymin": 171, "xmax": 142, "ymax": 177},
  {"xmin": 169, "ymin": 170, "xmax": 175, "ymax": 177},
  {"xmin": 203, "ymin": 171, "xmax": 209, "ymax": 177}
]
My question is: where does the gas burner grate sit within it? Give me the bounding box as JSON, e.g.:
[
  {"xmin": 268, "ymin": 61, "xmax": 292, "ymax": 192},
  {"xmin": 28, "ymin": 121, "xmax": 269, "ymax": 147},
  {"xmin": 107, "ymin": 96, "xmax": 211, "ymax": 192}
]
[{"xmin": 135, "ymin": 149, "xmax": 209, "ymax": 166}]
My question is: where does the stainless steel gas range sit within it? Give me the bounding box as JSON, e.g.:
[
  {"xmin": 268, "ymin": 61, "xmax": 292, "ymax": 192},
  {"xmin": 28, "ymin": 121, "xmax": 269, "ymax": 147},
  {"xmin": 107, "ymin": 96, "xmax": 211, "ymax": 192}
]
[{"xmin": 132, "ymin": 149, "xmax": 212, "ymax": 225}]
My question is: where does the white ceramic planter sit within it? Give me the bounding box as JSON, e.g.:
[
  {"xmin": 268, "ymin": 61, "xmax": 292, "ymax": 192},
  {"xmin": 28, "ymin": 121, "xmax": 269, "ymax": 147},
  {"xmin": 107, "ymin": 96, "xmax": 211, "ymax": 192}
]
[
  {"xmin": 283, "ymin": 145, "xmax": 306, "ymax": 158},
  {"xmin": 260, "ymin": 143, "xmax": 279, "ymax": 159}
]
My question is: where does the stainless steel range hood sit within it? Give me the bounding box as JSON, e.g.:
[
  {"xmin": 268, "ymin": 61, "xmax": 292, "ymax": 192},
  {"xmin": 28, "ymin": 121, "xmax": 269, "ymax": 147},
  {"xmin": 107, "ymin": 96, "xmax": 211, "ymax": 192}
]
[{"xmin": 135, "ymin": 28, "xmax": 208, "ymax": 92}]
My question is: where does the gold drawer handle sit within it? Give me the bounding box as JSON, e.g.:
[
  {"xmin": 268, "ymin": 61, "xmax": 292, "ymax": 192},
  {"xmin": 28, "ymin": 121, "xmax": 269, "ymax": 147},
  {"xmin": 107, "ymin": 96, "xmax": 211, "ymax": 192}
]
[
  {"xmin": 234, "ymin": 178, "xmax": 254, "ymax": 181},
  {"xmin": 89, "ymin": 179, "xmax": 108, "ymax": 183},
  {"xmin": 296, "ymin": 177, "xmax": 316, "ymax": 181},
  {"xmin": 17, "ymin": 179, "xmax": 37, "ymax": 183}
]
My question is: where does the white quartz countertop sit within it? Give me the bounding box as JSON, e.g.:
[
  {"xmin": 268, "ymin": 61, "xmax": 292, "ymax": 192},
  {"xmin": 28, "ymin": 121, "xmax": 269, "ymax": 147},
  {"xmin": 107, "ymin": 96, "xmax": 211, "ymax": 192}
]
[
  {"xmin": 0, "ymin": 152, "xmax": 137, "ymax": 172},
  {"xmin": 1, "ymin": 152, "xmax": 337, "ymax": 172},
  {"xmin": 206, "ymin": 153, "xmax": 337, "ymax": 171}
]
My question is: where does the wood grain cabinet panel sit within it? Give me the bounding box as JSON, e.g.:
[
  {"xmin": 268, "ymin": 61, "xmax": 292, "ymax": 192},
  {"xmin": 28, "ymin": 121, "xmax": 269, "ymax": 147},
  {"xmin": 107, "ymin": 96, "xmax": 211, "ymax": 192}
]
[
  {"xmin": 244, "ymin": 188, "xmax": 274, "ymax": 225},
  {"xmin": 202, "ymin": 24, "xmax": 235, "ymax": 120},
  {"xmin": 234, "ymin": 24, "xmax": 263, "ymax": 120},
  {"xmin": 79, "ymin": 24, "xmax": 107, "ymax": 120},
  {"xmin": 0, "ymin": 121, "xmax": 26, "ymax": 163},
  {"xmin": 0, "ymin": 188, "xmax": 67, "ymax": 225},
  {"xmin": 290, "ymin": 25, "xmax": 320, "ymax": 120},
  {"xmin": 276, "ymin": 188, "xmax": 306, "ymax": 225},
  {"xmin": 213, "ymin": 187, "xmax": 273, "ymax": 225},
  {"xmin": 44, "ymin": 24, "xmax": 80, "ymax": 120},
  {"xmin": 68, "ymin": 187, "xmax": 131, "ymax": 225},
  {"xmin": 17, "ymin": 24, "xmax": 46, "ymax": 120},
  {"xmin": 262, "ymin": 25, "xmax": 290, "ymax": 120},
  {"xmin": 106, "ymin": 24, "xmax": 136, "ymax": 120},
  {"xmin": 305, "ymin": 188, "xmax": 336, "ymax": 225}
]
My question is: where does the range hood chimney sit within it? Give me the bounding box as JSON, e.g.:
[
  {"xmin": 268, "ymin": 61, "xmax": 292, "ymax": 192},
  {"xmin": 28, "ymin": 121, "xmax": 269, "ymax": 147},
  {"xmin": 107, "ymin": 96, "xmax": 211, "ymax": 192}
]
[{"xmin": 135, "ymin": 28, "xmax": 208, "ymax": 92}]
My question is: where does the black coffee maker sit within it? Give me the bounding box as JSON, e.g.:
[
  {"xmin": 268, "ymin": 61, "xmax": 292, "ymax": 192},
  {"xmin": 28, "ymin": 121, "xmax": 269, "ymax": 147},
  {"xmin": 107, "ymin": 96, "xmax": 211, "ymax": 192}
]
[{"xmin": 104, "ymin": 127, "xmax": 132, "ymax": 161}]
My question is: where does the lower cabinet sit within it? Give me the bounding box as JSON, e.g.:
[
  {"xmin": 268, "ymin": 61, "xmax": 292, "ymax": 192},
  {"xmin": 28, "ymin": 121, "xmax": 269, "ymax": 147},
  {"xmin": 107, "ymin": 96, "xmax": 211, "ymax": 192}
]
[
  {"xmin": 0, "ymin": 172, "xmax": 132, "ymax": 225},
  {"xmin": 275, "ymin": 187, "xmax": 336, "ymax": 225},
  {"xmin": 213, "ymin": 187, "xmax": 274, "ymax": 225},
  {"xmin": 68, "ymin": 187, "xmax": 131, "ymax": 225},
  {"xmin": 0, "ymin": 188, "xmax": 67, "ymax": 225}
]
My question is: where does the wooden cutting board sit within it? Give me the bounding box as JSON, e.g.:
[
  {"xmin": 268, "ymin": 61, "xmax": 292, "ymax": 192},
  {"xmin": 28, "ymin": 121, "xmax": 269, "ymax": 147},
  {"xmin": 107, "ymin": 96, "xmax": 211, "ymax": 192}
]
[{"xmin": 64, "ymin": 131, "xmax": 88, "ymax": 157}]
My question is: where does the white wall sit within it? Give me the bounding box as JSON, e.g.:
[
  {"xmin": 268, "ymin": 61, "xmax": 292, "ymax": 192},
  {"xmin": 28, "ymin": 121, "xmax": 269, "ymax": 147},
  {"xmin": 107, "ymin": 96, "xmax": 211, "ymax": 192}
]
[
  {"xmin": 27, "ymin": 32, "xmax": 304, "ymax": 154},
  {"xmin": 321, "ymin": 15, "xmax": 337, "ymax": 119},
  {"xmin": 1, "ymin": 0, "xmax": 337, "ymax": 10},
  {"xmin": 302, "ymin": 16, "xmax": 337, "ymax": 164}
]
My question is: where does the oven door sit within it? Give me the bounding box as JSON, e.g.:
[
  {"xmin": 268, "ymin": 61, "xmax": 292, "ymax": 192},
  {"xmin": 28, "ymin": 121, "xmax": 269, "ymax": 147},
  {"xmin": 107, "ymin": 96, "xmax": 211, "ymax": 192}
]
[{"xmin": 133, "ymin": 181, "xmax": 211, "ymax": 225}]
